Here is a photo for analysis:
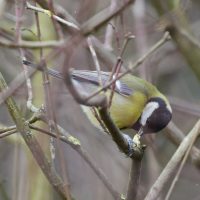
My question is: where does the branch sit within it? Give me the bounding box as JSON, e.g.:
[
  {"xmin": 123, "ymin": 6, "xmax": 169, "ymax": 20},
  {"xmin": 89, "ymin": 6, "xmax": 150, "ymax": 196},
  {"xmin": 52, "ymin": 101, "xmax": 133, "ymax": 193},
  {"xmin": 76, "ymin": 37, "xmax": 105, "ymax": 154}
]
[
  {"xmin": 169, "ymin": 96, "xmax": 200, "ymax": 118},
  {"xmin": 26, "ymin": 2, "xmax": 80, "ymax": 31},
  {"xmin": 0, "ymin": 113, "xmax": 121, "ymax": 200},
  {"xmin": 144, "ymin": 119, "xmax": 200, "ymax": 200},
  {"xmin": 28, "ymin": 0, "xmax": 135, "ymax": 36},
  {"xmin": 164, "ymin": 134, "xmax": 195, "ymax": 200},
  {"xmin": 0, "ymin": 129, "xmax": 17, "ymax": 138},
  {"xmin": 126, "ymin": 159, "xmax": 142, "ymax": 200},
  {"xmin": 87, "ymin": 36, "xmax": 103, "ymax": 86},
  {"xmin": 98, "ymin": 106, "xmax": 144, "ymax": 158},
  {"xmin": 91, "ymin": 36, "xmax": 127, "ymax": 69},
  {"xmin": 0, "ymin": 68, "xmax": 36, "ymax": 105},
  {"xmin": 166, "ymin": 122, "xmax": 200, "ymax": 168},
  {"xmin": 0, "ymin": 72, "xmax": 69, "ymax": 199},
  {"xmin": 29, "ymin": 123, "xmax": 121, "ymax": 200},
  {"xmin": 0, "ymin": 38, "xmax": 64, "ymax": 49},
  {"xmin": 165, "ymin": 19, "xmax": 200, "ymax": 80},
  {"xmin": 81, "ymin": 0, "xmax": 135, "ymax": 35},
  {"xmin": 85, "ymin": 32, "xmax": 170, "ymax": 102},
  {"xmin": 104, "ymin": 0, "xmax": 118, "ymax": 50},
  {"xmin": 98, "ymin": 106, "xmax": 144, "ymax": 200}
]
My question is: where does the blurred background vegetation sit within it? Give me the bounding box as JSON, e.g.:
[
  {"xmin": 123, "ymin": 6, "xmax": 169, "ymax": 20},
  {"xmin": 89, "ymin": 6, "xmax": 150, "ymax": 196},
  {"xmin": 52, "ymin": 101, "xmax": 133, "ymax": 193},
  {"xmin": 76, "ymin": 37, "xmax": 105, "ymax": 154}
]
[{"xmin": 0, "ymin": 0, "xmax": 200, "ymax": 200}]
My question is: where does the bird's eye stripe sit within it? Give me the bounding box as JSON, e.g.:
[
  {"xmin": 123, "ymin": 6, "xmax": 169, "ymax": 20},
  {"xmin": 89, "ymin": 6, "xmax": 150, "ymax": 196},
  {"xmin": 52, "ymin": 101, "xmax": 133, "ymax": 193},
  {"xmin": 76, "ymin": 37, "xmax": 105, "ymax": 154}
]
[{"xmin": 140, "ymin": 102, "xmax": 159, "ymax": 126}]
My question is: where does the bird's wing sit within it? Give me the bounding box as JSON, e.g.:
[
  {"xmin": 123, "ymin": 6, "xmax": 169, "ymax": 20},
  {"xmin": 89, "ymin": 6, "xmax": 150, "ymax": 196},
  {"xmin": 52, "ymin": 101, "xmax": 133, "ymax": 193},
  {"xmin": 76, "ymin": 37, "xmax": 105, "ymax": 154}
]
[
  {"xmin": 22, "ymin": 60, "xmax": 64, "ymax": 80},
  {"xmin": 72, "ymin": 70, "xmax": 133, "ymax": 96},
  {"xmin": 22, "ymin": 60, "xmax": 134, "ymax": 96}
]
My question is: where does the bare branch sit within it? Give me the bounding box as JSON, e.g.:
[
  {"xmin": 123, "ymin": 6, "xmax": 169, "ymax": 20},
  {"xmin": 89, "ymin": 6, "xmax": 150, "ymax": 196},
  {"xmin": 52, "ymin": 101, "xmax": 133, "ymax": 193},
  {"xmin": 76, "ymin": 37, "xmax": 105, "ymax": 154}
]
[
  {"xmin": 98, "ymin": 106, "xmax": 144, "ymax": 158},
  {"xmin": 26, "ymin": 2, "xmax": 80, "ymax": 30},
  {"xmin": 164, "ymin": 136, "xmax": 195, "ymax": 200},
  {"xmin": 0, "ymin": 72, "xmax": 70, "ymax": 199},
  {"xmin": 85, "ymin": 32, "xmax": 170, "ymax": 102},
  {"xmin": 126, "ymin": 159, "xmax": 142, "ymax": 200},
  {"xmin": 0, "ymin": 129, "xmax": 17, "ymax": 138},
  {"xmin": 81, "ymin": 0, "xmax": 135, "ymax": 35},
  {"xmin": 166, "ymin": 122, "xmax": 200, "ymax": 169},
  {"xmin": 144, "ymin": 119, "xmax": 200, "ymax": 200},
  {"xmin": 87, "ymin": 37, "xmax": 103, "ymax": 86},
  {"xmin": 0, "ymin": 38, "xmax": 64, "ymax": 49},
  {"xmin": 29, "ymin": 123, "xmax": 121, "ymax": 200},
  {"xmin": 169, "ymin": 96, "xmax": 200, "ymax": 118},
  {"xmin": 104, "ymin": 0, "xmax": 118, "ymax": 50}
]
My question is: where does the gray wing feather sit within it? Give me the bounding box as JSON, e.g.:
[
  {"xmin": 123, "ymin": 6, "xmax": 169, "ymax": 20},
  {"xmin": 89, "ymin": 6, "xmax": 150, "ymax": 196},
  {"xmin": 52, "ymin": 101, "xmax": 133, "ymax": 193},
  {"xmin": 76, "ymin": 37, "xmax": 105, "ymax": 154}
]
[
  {"xmin": 22, "ymin": 59, "xmax": 133, "ymax": 96},
  {"xmin": 72, "ymin": 70, "xmax": 133, "ymax": 96}
]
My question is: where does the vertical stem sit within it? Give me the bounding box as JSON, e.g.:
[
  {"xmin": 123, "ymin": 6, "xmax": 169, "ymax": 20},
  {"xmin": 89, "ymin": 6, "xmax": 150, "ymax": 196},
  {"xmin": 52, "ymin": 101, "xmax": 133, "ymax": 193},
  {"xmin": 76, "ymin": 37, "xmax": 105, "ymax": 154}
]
[
  {"xmin": 126, "ymin": 159, "xmax": 142, "ymax": 200},
  {"xmin": 0, "ymin": 72, "xmax": 68, "ymax": 199}
]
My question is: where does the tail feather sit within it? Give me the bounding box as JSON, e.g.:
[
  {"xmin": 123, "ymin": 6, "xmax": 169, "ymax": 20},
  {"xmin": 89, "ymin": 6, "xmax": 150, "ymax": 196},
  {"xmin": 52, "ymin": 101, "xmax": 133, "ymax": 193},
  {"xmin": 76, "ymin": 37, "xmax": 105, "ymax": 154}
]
[{"xmin": 22, "ymin": 59, "xmax": 64, "ymax": 80}]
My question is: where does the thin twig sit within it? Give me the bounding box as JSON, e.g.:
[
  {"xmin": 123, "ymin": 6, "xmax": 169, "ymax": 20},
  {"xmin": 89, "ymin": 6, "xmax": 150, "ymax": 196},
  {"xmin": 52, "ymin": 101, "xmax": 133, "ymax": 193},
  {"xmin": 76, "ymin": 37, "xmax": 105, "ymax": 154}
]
[
  {"xmin": 47, "ymin": 0, "xmax": 64, "ymax": 39},
  {"xmin": 81, "ymin": 0, "xmax": 135, "ymax": 35},
  {"xmin": 166, "ymin": 22, "xmax": 200, "ymax": 80},
  {"xmin": 34, "ymin": 4, "xmax": 71, "ymax": 197},
  {"xmin": 120, "ymin": 33, "xmax": 135, "ymax": 58},
  {"xmin": 34, "ymin": 0, "xmax": 80, "ymax": 27},
  {"xmin": 108, "ymin": 33, "xmax": 134, "ymax": 107},
  {"xmin": 0, "ymin": 72, "xmax": 69, "ymax": 199},
  {"xmin": 0, "ymin": 38, "xmax": 65, "ymax": 49},
  {"xmin": 169, "ymin": 96, "xmax": 200, "ymax": 118},
  {"xmin": 29, "ymin": 124, "xmax": 121, "ymax": 200},
  {"xmin": 166, "ymin": 122, "xmax": 200, "ymax": 168},
  {"xmin": 179, "ymin": 29, "xmax": 200, "ymax": 49},
  {"xmin": 0, "ymin": 111, "xmax": 120, "ymax": 199},
  {"xmin": 144, "ymin": 119, "xmax": 200, "ymax": 200},
  {"xmin": 85, "ymin": 32, "xmax": 170, "ymax": 102},
  {"xmin": 132, "ymin": 0, "xmax": 148, "ymax": 80},
  {"xmin": 91, "ymin": 107, "xmax": 109, "ymax": 134},
  {"xmin": 26, "ymin": 2, "xmax": 80, "ymax": 30},
  {"xmin": 29, "ymin": 0, "xmax": 135, "ymax": 37},
  {"xmin": 0, "ymin": 129, "xmax": 17, "ymax": 138},
  {"xmin": 164, "ymin": 135, "xmax": 196, "ymax": 200},
  {"xmin": 87, "ymin": 36, "xmax": 102, "ymax": 86},
  {"xmin": 91, "ymin": 36, "xmax": 127, "ymax": 69},
  {"xmin": 0, "ymin": 46, "xmax": 63, "ymax": 106},
  {"xmin": 15, "ymin": 0, "xmax": 39, "ymax": 113},
  {"xmin": 104, "ymin": 0, "xmax": 118, "ymax": 50},
  {"xmin": 0, "ymin": 125, "xmax": 16, "ymax": 133},
  {"xmin": 108, "ymin": 59, "xmax": 123, "ymax": 107}
]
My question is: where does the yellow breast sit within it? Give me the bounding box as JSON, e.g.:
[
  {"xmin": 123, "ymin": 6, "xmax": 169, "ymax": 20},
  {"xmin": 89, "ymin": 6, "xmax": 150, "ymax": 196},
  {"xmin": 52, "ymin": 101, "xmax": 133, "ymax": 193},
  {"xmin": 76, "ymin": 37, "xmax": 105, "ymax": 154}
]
[
  {"xmin": 109, "ymin": 92, "xmax": 147, "ymax": 128},
  {"xmin": 81, "ymin": 91, "xmax": 147, "ymax": 131}
]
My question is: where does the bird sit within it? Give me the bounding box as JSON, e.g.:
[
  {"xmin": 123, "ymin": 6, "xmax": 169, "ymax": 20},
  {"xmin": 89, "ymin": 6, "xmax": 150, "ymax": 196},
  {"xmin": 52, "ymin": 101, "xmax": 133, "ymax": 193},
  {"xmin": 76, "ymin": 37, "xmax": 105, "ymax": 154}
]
[{"xmin": 23, "ymin": 60, "xmax": 172, "ymax": 136}]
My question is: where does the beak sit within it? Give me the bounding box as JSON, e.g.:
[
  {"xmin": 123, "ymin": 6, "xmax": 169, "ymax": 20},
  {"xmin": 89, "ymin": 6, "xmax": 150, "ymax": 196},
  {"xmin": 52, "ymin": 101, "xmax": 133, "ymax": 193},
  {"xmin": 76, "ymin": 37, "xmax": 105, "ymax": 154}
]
[
  {"xmin": 138, "ymin": 127, "xmax": 144, "ymax": 136},
  {"xmin": 132, "ymin": 127, "xmax": 143, "ymax": 147}
]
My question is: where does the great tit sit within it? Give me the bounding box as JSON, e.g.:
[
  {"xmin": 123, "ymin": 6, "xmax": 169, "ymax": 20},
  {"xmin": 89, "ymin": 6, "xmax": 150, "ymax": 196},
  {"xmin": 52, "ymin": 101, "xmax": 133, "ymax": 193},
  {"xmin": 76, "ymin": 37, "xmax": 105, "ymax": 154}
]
[{"xmin": 23, "ymin": 60, "xmax": 172, "ymax": 135}]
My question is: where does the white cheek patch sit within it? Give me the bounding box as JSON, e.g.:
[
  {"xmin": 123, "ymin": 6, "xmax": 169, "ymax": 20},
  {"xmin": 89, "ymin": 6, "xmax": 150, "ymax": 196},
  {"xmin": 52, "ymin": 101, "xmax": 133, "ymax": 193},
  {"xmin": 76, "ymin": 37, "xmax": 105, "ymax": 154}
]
[{"xmin": 140, "ymin": 102, "xmax": 159, "ymax": 126}]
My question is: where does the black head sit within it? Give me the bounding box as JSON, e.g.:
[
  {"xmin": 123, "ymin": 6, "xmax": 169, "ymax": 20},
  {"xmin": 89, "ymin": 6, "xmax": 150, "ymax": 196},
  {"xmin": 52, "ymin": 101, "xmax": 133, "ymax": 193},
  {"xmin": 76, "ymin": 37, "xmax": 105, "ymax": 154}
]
[{"xmin": 133, "ymin": 97, "xmax": 172, "ymax": 134}]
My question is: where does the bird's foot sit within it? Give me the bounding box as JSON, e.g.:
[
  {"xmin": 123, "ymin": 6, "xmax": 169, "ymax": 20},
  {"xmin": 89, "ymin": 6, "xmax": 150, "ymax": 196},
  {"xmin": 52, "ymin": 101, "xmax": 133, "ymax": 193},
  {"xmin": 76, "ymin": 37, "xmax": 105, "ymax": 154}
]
[{"xmin": 123, "ymin": 134, "xmax": 146, "ymax": 158}]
